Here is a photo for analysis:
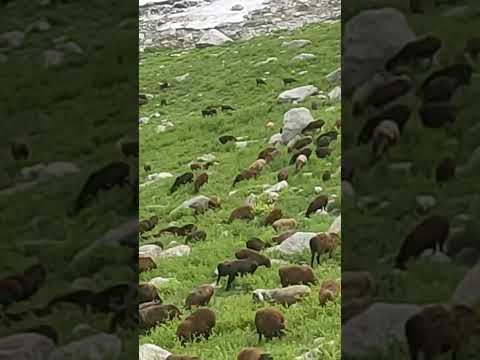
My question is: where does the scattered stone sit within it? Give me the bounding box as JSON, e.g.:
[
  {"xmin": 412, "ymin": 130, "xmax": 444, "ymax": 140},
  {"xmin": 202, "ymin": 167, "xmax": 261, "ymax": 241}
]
[
  {"xmin": 156, "ymin": 121, "xmax": 175, "ymax": 133},
  {"xmin": 325, "ymin": 68, "xmax": 341, "ymax": 84},
  {"xmin": 172, "ymin": 195, "xmax": 211, "ymax": 214},
  {"xmin": 0, "ymin": 31, "xmax": 25, "ymax": 50},
  {"xmin": 26, "ymin": 19, "xmax": 51, "ymax": 33},
  {"xmin": 139, "ymin": 117, "xmax": 150, "ymax": 125},
  {"xmin": 196, "ymin": 29, "xmax": 233, "ymax": 48},
  {"xmin": 420, "ymin": 250, "xmax": 451, "ymax": 264},
  {"xmin": 314, "ymin": 186, "xmax": 323, "ymax": 194},
  {"xmin": 231, "ymin": 4, "xmax": 244, "ymax": 11},
  {"xmin": 56, "ymin": 41, "xmax": 84, "ymax": 54},
  {"xmin": 416, "ymin": 194, "xmax": 436, "ymax": 213},
  {"xmin": 265, "ymin": 191, "xmax": 280, "ymax": 203},
  {"xmin": 139, "ymin": 244, "xmax": 164, "ymax": 259},
  {"xmin": 146, "ymin": 172, "xmax": 174, "ymax": 182},
  {"xmin": 281, "ymin": 39, "xmax": 311, "ymax": 48},
  {"xmin": 158, "ymin": 244, "xmax": 191, "ymax": 258},
  {"xmin": 328, "ymin": 86, "xmax": 341, "ymax": 103},
  {"xmin": 268, "ymin": 133, "xmax": 283, "ymax": 146},
  {"xmin": 342, "ymin": 181, "xmax": 354, "ymax": 198},
  {"xmin": 175, "ymin": 73, "xmax": 190, "ymax": 82},
  {"xmin": 267, "ymin": 232, "xmax": 317, "ymax": 255},
  {"xmin": 264, "ymin": 181, "xmax": 288, "ymax": 194},
  {"xmin": 293, "ymin": 53, "xmax": 316, "ymax": 61},
  {"xmin": 451, "ymin": 262, "xmax": 480, "ymax": 307},
  {"xmin": 197, "ymin": 153, "xmax": 216, "ymax": 163},
  {"xmin": 281, "ymin": 107, "xmax": 314, "ymax": 144},
  {"xmin": 149, "ymin": 277, "xmax": 175, "ymax": 287},
  {"xmin": 278, "ymin": 85, "xmax": 319, "ymax": 104},
  {"xmin": 43, "ymin": 49, "xmax": 65, "ymax": 68},
  {"xmin": 139, "ymin": 344, "xmax": 171, "ymax": 360}
]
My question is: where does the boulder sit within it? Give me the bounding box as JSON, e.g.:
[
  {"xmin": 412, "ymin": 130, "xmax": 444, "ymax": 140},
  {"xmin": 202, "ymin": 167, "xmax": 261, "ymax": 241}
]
[
  {"xmin": 343, "ymin": 8, "xmax": 415, "ymax": 95},
  {"xmin": 139, "ymin": 244, "xmax": 164, "ymax": 259},
  {"xmin": 158, "ymin": 245, "xmax": 190, "ymax": 258},
  {"xmin": 281, "ymin": 107, "xmax": 314, "ymax": 144},
  {"xmin": 196, "ymin": 29, "xmax": 232, "ymax": 48},
  {"xmin": 253, "ymin": 285, "xmax": 310, "ymax": 305},
  {"xmin": 139, "ymin": 344, "xmax": 171, "ymax": 360},
  {"xmin": 278, "ymin": 85, "xmax": 319, "ymax": 104},
  {"xmin": 172, "ymin": 195, "xmax": 210, "ymax": 214},
  {"xmin": 231, "ymin": 4, "xmax": 244, "ymax": 11},
  {"xmin": 267, "ymin": 232, "xmax": 317, "ymax": 255},
  {"xmin": 328, "ymin": 86, "xmax": 341, "ymax": 103}
]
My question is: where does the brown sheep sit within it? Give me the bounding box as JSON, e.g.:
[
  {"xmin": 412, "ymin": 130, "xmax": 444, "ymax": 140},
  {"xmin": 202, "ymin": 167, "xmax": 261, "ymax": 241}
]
[
  {"xmin": 315, "ymin": 146, "xmax": 332, "ymax": 159},
  {"xmin": 249, "ymin": 159, "xmax": 267, "ymax": 173},
  {"xmin": 257, "ymin": 147, "xmax": 277, "ymax": 160},
  {"xmin": 272, "ymin": 218, "xmax": 297, "ymax": 232},
  {"xmin": 405, "ymin": 304, "xmax": 479, "ymax": 360},
  {"xmin": 233, "ymin": 169, "xmax": 259, "ymax": 187},
  {"xmin": 395, "ymin": 215, "xmax": 450, "ymax": 270},
  {"xmin": 167, "ymin": 356, "xmax": 199, "ymax": 360},
  {"xmin": 139, "ymin": 215, "xmax": 159, "ymax": 234},
  {"xmin": 139, "ymin": 303, "xmax": 181, "ymax": 330},
  {"xmin": 217, "ymin": 259, "xmax": 259, "ymax": 290},
  {"xmin": 237, "ymin": 348, "xmax": 272, "ymax": 360},
  {"xmin": 246, "ymin": 237, "xmax": 267, "ymax": 251},
  {"xmin": 185, "ymin": 285, "xmax": 214, "ymax": 310},
  {"xmin": 139, "ymin": 282, "xmax": 160, "ymax": 304},
  {"xmin": 139, "ymin": 255, "xmax": 156, "ymax": 273},
  {"xmin": 319, "ymin": 279, "xmax": 340, "ymax": 306},
  {"xmin": 272, "ymin": 231, "xmax": 296, "ymax": 245},
  {"xmin": 295, "ymin": 154, "xmax": 308, "ymax": 171},
  {"xmin": 278, "ymin": 265, "xmax": 316, "ymax": 287},
  {"xmin": 185, "ymin": 230, "xmax": 207, "ymax": 244},
  {"xmin": 155, "ymin": 224, "xmax": 198, "ymax": 237},
  {"xmin": 235, "ymin": 248, "xmax": 271, "ymax": 268},
  {"xmin": 342, "ymin": 271, "xmax": 375, "ymax": 299},
  {"xmin": 255, "ymin": 308, "xmax": 287, "ymax": 342},
  {"xmin": 288, "ymin": 136, "xmax": 313, "ymax": 153},
  {"xmin": 176, "ymin": 308, "xmax": 216, "ymax": 344},
  {"xmin": 309, "ymin": 233, "xmax": 340, "ymax": 266},
  {"xmin": 289, "ymin": 148, "xmax": 312, "ymax": 165},
  {"xmin": 189, "ymin": 161, "xmax": 203, "ymax": 171},
  {"xmin": 305, "ymin": 195, "xmax": 328, "ymax": 217},
  {"xmin": 193, "ymin": 172, "xmax": 208, "ymax": 193},
  {"xmin": 264, "ymin": 208, "xmax": 283, "ymax": 226},
  {"xmin": 301, "ymin": 119, "xmax": 325, "ymax": 134},
  {"xmin": 229, "ymin": 205, "xmax": 255, "ymax": 223},
  {"xmin": 277, "ymin": 168, "xmax": 288, "ymax": 182}
]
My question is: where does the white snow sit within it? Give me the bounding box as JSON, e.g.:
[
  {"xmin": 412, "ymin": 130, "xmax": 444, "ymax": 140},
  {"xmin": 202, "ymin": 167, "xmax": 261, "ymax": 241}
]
[{"xmin": 152, "ymin": 0, "xmax": 268, "ymax": 30}]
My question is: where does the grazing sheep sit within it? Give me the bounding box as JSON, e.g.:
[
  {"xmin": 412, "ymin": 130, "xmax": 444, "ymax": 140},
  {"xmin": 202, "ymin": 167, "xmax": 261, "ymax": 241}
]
[
  {"xmin": 235, "ymin": 248, "xmax": 271, "ymax": 268},
  {"xmin": 73, "ymin": 162, "xmax": 130, "ymax": 214},
  {"xmin": 253, "ymin": 285, "xmax": 310, "ymax": 306},
  {"xmin": 371, "ymin": 120, "xmax": 400, "ymax": 163},
  {"xmin": 246, "ymin": 237, "xmax": 267, "ymax": 251},
  {"xmin": 185, "ymin": 285, "xmax": 214, "ymax": 310},
  {"xmin": 201, "ymin": 108, "xmax": 217, "ymax": 117},
  {"xmin": 319, "ymin": 279, "xmax": 340, "ymax": 306},
  {"xmin": 342, "ymin": 297, "xmax": 374, "ymax": 324},
  {"xmin": 436, "ymin": 157, "xmax": 455, "ymax": 184},
  {"xmin": 310, "ymin": 233, "xmax": 340, "ymax": 266},
  {"xmin": 395, "ymin": 215, "xmax": 450, "ymax": 270},
  {"xmin": 189, "ymin": 161, "xmax": 203, "ymax": 171},
  {"xmin": 217, "ymin": 259, "xmax": 259, "ymax": 290},
  {"xmin": 278, "ymin": 265, "xmax": 316, "ymax": 287},
  {"xmin": 221, "ymin": 105, "xmax": 235, "ymax": 112},
  {"xmin": 139, "ymin": 215, "xmax": 159, "ymax": 234},
  {"xmin": 207, "ymin": 196, "xmax": 221, "ymax": 210},
  {"xmin": 322, "ymin": 170, "xmax": 331, "ymax": 182},
  {"xmin": 10, "ymin": 140, "xmax": 29, "ymax": 161},
  {"xmin": 289, "ymin": 148, "xmax": 312, "ymax": 165},
  {"xmin": 405, "ymin": 304, "xmax": 479, "ymax": 360},
  {"xmin": 144, "ymin": 164, "xmax": 152, "ymax": 173},
  {"xmin": 255, "ymin": 308, "xmax": 287, "ymax": 342},
  {"xmin": 176, "ymin": 308, "xmax": 216, "ymax": 344},
  {"xmin": 194, "ymin": 172, "xmax": 208, "ymax": 193},
  {"xmin": 264, "ymin": 208, "xmax": 283, "ymax": 226},
  {"xmin": 257, "ymin": 147, "xmax": 277, "ymax": 160},
  {"xmin": 301, "ymin": 119, "xmax": 325, "ymax": 134},
  {"xmin": 139, "ymin": 282, "xmax": 160, "ymax": 304},
  {"xmin": 272, "ymin": 231, "xmax": 296, "ymax": 245},
  {"xmin": 167, "ymin": 356, "xmax": 199, "ymax": 360},
  {"xmin": 185, "ymin": 230, "xmax": 207, "ymax": 244},
  {"xmin": 357, "ymin": 105, "xmax": 410, "ymax": 145},
  {"xmin": 249, "ymin": 159, "xmax": 267, "ymax": 173},
  {"xmin": 139, "ymin": 94, "xmax": 148, "ymax": 105},
  {"xmin": 229, "ymin": 205, "xmax": 255, "ymax": 223},
  {"xmin": 233, "ymin": 169, "xmax": 259, "ymax": 187},
  {"xmin": 315, "ymin": 146, "xmax": 332, "ymax": 159},
  {"xmin": 342, "ymin": 271, "xmax": 375, "ymax": 299},
  {"xmin": 272, "ymin": 218, "xmax": 297, "ymax": 232},
  {"xmin": 237, "ymin": 348, "xmax": 272, "ymax": 360},
  {"xmin": 288, "ymin": 136, "xmax": 313, "ymax": 153},
  {"xmin": 139, "ymin": 255, "xmax": 156, "ymax": 273},
  {"xmin": 140, "ymin": 303, "xmax": 181, "ymax": 330},
  {"xmin": 256, "ymin": 78, "xmax": 267, "ymax": 86},
  {"xmin": 155, "ymin": 224, "xmax": 198, "ymax": 237},
  {"xmin": 277, "ymin": 168, "xmax": 288, "ymax": 182},
  {"xmin": 305, "ymin": 195, "xmax": 328, "ymax": 217},
  {"xmin": 295, "ymin": 154, "xmax": 308, "ymax": 171},
  {"xmin": 316, "ymin": 134, "xmax": 332, "ymax": 147},
  {"xmin": 170, "ymin": 172, "xmax": 194, "ymax": 194},
  {"xmin": 219, "ymin": 135, "xmax": 237, "ymax": 144}
]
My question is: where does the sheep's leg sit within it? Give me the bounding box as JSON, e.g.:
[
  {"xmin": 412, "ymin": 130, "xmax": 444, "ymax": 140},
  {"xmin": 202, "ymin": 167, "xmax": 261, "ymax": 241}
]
[
  {"xmin": 216, "ymin": 273, "xmax": 221, "ymax": 285},
  {"xmin": 258, "ymin": 332, "xmax": 262, "ymax": 343},
  {"xmin": 316, "ymin": 254, "xmax": 320, "ymax": 265},
  {"xmin": 310, "ymin": 253, "xmax": 315, "ymax": 267},
  {"xmin": 226, "ymin": 274, "xmax": 235, "ymax": 290}
]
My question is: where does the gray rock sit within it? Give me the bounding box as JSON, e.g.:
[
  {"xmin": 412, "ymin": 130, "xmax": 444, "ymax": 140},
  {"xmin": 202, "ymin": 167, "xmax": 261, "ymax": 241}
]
[
  {"xmin": 267, "ymin": 232, "xmax": 317, "ymax": 255},
  {"xmin": 139, "ymin": 117, "xmax": 150, "ymax": 125},
  {"xmin": 156, "ymin": 122, "xmax": 175, "ymax": 133},
  {"xmin": 451, "ymin": 262, "xmax": 480, "ymax": 307},
  {"xmin": 139, "ymin": 244, "xmax": 164, "ymax": 259},
  {"xmin": 0, "ymin": 333, "xmax": 55, "ymax": 360},
  {"xmin": 325, "ymin": 68, "xmax": 341, "ymax": 84},
  {"xmin": 343, "ymin": 8, "xmax": 415, "ymax": 95},
  {"xmin": 158, "ymin": 244, "xmax": 190, "ymax": 258},
  {"xmin": 196, "ymin": 29, "xmax": 232, "ymax": 48},
  {"xmin": 139, "ymin": 344, "xmax": 171, "ymax": 360},
  {"xmin": 175, "ymin": 73, "xmax": 190, "ymax": 82},
  {"xmin": 342, "ymin": 181, "xmax": 354, "ymax": 198},
  {"xmin": 293, "ymin": 53, "xmax": 316, "ymax": 61},
  {"xmin": 342, "ymin": 303, "xmax": 422, "ymax": 357},
  {"xmin": 328, "ymin": 215, "xmax": 341, "ymax": 235},
  {"xmin": 231, "ymin": 4, "xmax": 244, "ymax": 11},
  {"xmin": 252, "ymin": 285, "xmax": 310, "ymax": 305},
  {"xmin": 49, "ymin": 333, "xmax": 121, "ymax": 360},
  {"xmin": 328, "ymin": 86, "xmax": 341, "ymax": 103},
  {"xmin": 149, "ymin": 276, "xmax": 175, "ymax": 287},
  {"xmin": 173, "ymin": 195, "xmax": 210, "ymax": 214},
  {"xmin": 281, "ymin": 107, "xmax": 314, "ymax": 144},
  {"xmin": 57, "ymin": 41, "xmax": 84, "ymax": 54},
  {"xmin": 281, "ymin": 39, "xmax": 311, "ymax": 48},
  {"xmin": 0, "ymin": 31, "xmax": 25, "ymax": 50},
  {"xmin": 420, "ymin": 250, "xmax": 451, "ymax": 264},
  {"xmin": 278, "ymin": 85, "xmax": 319, "ymax": 104},
  {"xmin": 197, "ymin": 153, "xmax": 216, "ymax": 163},
  {"xmin": 146, "ymin": 172, "xmax": 174, "ymax": 182},
  {"xmin": 26, "ymin": 19, "xmax": 51, "ymax": 33},
  {"xmin": 264, "ymin": 180, "xmax": 288, "ymax": 194}
]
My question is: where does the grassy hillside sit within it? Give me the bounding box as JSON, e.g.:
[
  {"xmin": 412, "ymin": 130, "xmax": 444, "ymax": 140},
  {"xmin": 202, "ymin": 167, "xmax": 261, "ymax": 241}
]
[{"xmin": 139, "ymin": 23, "xmax": 341, "ymax": 359}]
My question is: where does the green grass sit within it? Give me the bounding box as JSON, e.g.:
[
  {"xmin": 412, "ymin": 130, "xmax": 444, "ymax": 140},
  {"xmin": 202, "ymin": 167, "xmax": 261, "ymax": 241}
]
[
  {"xmin": 343, "ymin": 0, "xmax": 480, "ymax": 358},
  {"xmin": 139, "ymin": 23, "xmax": 341, "ymax": 359}
]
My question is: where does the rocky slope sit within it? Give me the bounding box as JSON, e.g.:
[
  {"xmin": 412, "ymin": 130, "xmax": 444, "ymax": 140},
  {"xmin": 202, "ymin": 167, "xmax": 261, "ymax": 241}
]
[{"xmin": 139, "ymin": 0, "xmax": 340, "ymax": 49}]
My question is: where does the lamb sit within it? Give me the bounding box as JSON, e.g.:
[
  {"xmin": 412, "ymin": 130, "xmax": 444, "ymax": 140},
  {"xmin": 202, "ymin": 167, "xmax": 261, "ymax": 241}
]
[
  {"xmin": 278, "ymin": 265, "xmax": 316, "ymax": 287},
  {"xmin": 237, "ymin": 348, "xmax": 273, "ymax": 360},
  {"xmin": 246, "ymin": 237, "xmax": 267, "ymax": 251},
  {"xmin": 253, "ymin": 285, "xmax": 310, "ymax": 306},
  {"xmin": 73, "ymin": 162, "xmax": 130, "ymax": 213},
  {"xmin": 248, "ymin": 159, "xmax": 267, "ymax": 173},
  {"xmin": 272, "ymin": 218, "xmax": 297, "ymax": 232},
  {"xmin": 235, "ymin": 248, "xmax": 271, "ymax": 268},
  {"xmin": 405, "ymin": 304, "xmax": 479, "ymax": 360},
  {"xmin": 139, "ymin": 282, "xmax": 160, "ymax": 304},
  {"xmin": 305, "ymin": 195, "xmax": 328, "ymax": 217},
  {"xmin": 176, "ymin": 308, "xmax": 216, "ymax": 344},
  {"xmin": 295, "ymin": 154, "xmax": 308, "ymax": 171},
  {"xmin": 10, "ymin": 140, "xmax": 29, "ymax": 160},
  {"xmin": 263, "ymin": 208, "xmax": 283, "ymax": 226},
  {"xmin": 185, "ymin": 230, "xmax": 207, "ymax": 244},
  {"xmin": 140, "ymin": 303, "xmax": 181, "ymax": 330},
  {"xmin": 193, "ymin": 172, "xmax": 208, "ymax": 193},
  {"xmin": 233, "ymin": 169, "xmax": 259, "ymax": 187},
  {"xmin": 277, "ymin": 168, "xmax": 288, "ymax": 182},
  {"xmin": 229, "ymin": 205, "xmax": 255, "ymax": 223},
  {"xmin": 170, "ymin": 172, "xmax": 194, "ymax": 194},
  {"xmin": 139, "ymin": 255, "xmax": 157, "ymax": 273},
  {"xmin": 255, "ymin": 308, "xmax": 287, "ymax": 342},
  {"xmin": 217, "ymin": 259, "xmax": 259, "ymax": 290},
  {"xmin": 185, "ymin": 285, "xmax": 214, "ymax": 310},
  {"xmin": 342, "ymin": 271, "xmax": 375, "ymax": 299},
  {"xmin": 395, "ymin": 215, "xmax": 450, "ymax": 270},
  {"xmin": 310, "ymin": 233, "xmax": 340, "ymax": 266}
]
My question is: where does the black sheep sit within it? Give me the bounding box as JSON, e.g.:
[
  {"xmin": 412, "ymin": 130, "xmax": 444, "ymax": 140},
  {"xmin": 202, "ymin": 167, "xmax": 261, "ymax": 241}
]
[
  {"xmin": 170, "ymin": 172, "xmax": 194, "ymax": 194},
  {"xmin": 216, "ymin": 259, "xmax": 258, "ymax": 290}
]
